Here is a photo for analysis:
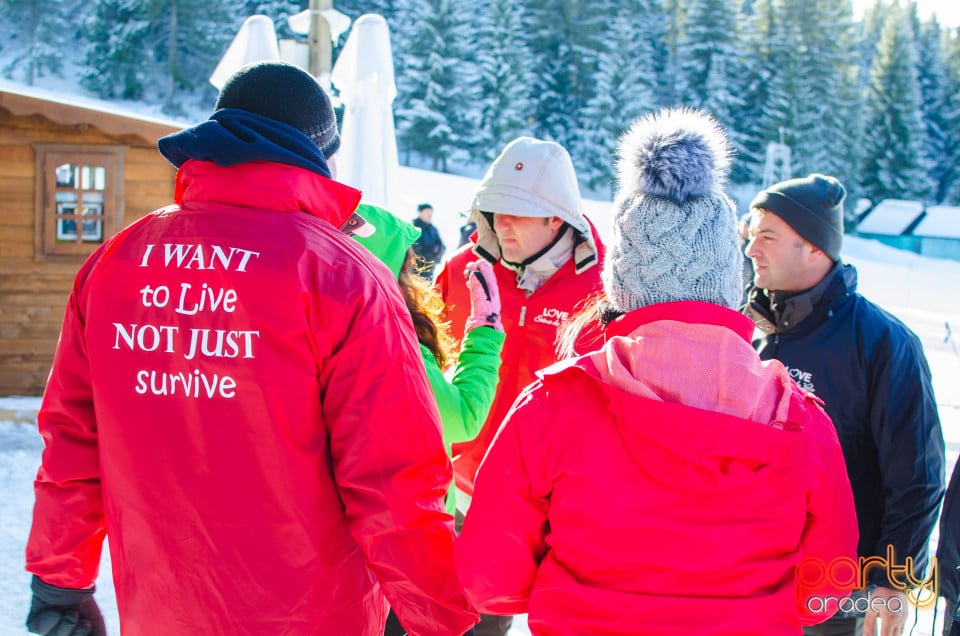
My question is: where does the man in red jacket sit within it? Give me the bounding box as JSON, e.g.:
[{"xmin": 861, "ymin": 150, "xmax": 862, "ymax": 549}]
[
  {"xmin": 436, "ymin": 136, "xmax": 604, "ymax": 636},
  {"xmin": 25, "ymin": 62, "xmax": 477, "ymax": 636}
]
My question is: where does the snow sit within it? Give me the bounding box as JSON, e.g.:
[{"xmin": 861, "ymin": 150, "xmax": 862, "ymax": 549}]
[
  {"xmin": 2, "ymin": 176, "xmax": 958, "ymax": 633},
  {"xmin": 0, "ymin": 79, "xmax": 189, "ymax": 130},
  {"xmin": 915, "ymin": 206, "xmax": 960, "ymax": 239},
  {"xmin": 857, "ymin": 198, "xmax": 925, "ymax": 235}
]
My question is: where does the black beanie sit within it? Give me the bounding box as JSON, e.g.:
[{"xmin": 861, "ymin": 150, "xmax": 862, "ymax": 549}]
[
  {"xmin": 215, "ymin": 61, "xmax": 341, "ymax": 158},
  {"xmin": 750, "ymin": 173, "xmax": 846, "ymax": 262}
]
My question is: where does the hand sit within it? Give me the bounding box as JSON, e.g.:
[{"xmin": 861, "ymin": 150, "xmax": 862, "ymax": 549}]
[
  {"xmin": 862, "ymin": 586, "xmax": 907, "ymax": 636},
  {"xmin": 26, "ymin": 575, "xmax": 106, "ymax": 636},
  {"xmin": 464, "ymin": 260, "xmax": 503, "ymax": 333}
]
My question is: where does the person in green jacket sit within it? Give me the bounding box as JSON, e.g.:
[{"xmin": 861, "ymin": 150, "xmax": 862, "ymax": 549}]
[
  {"xmin": 354, "ymin": 203, "xmax": 505, "ymax": 516},
  {"xmin": 354, "ymin": 204, "xmax": 504, "ymax": 636}
]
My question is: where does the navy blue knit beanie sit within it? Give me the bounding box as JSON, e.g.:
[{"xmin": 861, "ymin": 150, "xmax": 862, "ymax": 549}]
[
  {"xmin": 750, "ymin": 173, "xmax": 846, "ymax": 262},
  {"xmin": 215, "ymin": 61, "xmax": 340, "ymax": 158}
]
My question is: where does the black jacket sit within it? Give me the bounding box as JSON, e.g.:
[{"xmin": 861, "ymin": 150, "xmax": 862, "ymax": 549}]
[
  {"xmin": 939, "ymin": 462, "xmax": 960, "ymax": 606},
  {"xmin": 747, "ymin": 263, "xmax": 945, "ymax": 588},
  {"xmin": 412, "ymin": 219, "xmax": 445, "ymax": 262}
]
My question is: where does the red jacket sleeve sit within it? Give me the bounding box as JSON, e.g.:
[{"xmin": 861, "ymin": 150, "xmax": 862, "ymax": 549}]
[
  {"xmin": 319, "ymin": 265, "xmax": 477, "ymax": 635},
  {"xmin": 26, "ymin": 256, "xmax": 106, "ymax": 588},
  {"xmin": 454, "ymin": 386, "xmax": 549, "ymax": 615},
  {"xmin": 795, "ymin": 399, "xmax": 860, "ymax": 625}
]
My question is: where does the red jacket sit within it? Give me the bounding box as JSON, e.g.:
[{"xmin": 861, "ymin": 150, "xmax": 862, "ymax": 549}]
[
  {"xmin": 456, "ymin": 301, "xmax": 858, "ymax": 635},
  {"xmin": 26, "ymin": 160, "xmax": 477, "ymax": 636},
  {"xmin": 436, "ymin": 223, "xmax": 604, "ymax": 494}
]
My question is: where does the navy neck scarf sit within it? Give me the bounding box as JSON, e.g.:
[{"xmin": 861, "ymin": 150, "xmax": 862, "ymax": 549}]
[{"xmin": 158, "ymin": 108, "xmax": 332, "ymax": 179}]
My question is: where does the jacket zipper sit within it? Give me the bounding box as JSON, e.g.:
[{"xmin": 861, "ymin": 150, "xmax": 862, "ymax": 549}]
[{"xmin": 519, "ymin": 305, "xmax": 527, "ymax": 327}]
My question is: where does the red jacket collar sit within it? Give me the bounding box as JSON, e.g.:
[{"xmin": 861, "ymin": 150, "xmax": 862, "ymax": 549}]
[
  {"xmin": 604, "ymin": 301, "xmax": 755, "ymax": 343},
  {"xmin": 174, "ymin": 160, "xmax": 362, "ymax": 229}
]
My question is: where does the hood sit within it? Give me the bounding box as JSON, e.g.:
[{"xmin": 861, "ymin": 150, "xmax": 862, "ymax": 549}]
[
  {"xmin": 469, "ymin": 137, "xmax": 598, "ymax": 273},
  {"xmin": 352, "ymin": 203, "xmax": 421, "ymax": 278},
  {"xmin": 579, "ymin": 301, "xmax": 808, "ymax": 483},
  {"xmin": 159, "ymin": 108, "xmax": 333, "ymax": 178}
]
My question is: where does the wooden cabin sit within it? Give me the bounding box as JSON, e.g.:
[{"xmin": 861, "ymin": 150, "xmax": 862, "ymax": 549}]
[{"xmin": 0, "ymin": 82, "xmax": 184, "ymax": 396}]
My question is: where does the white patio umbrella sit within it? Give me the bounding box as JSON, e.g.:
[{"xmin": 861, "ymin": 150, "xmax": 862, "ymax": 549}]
[
  {"xmin": 330, "ymin": 14, "xmax": 400, "ymax": 212},
  {"xmin": 209, "ymin": 15, "xmax": 281, "ymax": 90}
]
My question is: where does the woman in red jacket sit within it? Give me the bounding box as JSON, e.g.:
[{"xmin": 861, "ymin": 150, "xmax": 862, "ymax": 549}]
[{"xmin": 455, "ymin": 109, "xmax": 859, "ymax": 635}]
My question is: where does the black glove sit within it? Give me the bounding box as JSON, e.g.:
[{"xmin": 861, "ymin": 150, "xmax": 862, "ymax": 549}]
[{"xmin": 26, "ymin": 575, "xmax": 106, "ymax": 636}]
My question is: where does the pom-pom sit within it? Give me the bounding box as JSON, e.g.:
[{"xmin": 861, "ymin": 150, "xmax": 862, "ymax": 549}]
[{"xmin": 616, "ymin": 108, "xmax": 732, "ymax": 204}]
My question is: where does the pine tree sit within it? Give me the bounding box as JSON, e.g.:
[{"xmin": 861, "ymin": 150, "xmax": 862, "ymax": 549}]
[
  {"xmin": 82, "ymin": 0, "xmax": 151, "ymax": 100},
  {"xmin": 473, "ymin": 0, "xmax": 535, "ymax": 163},
  {"xmin": 678, "ymin": 0, "xmax": 741, "ymax": 110},
  {"xmin": 915, "ymin": 17, "xmax": 951, "ymax": 202},
  {"xmin": 659, "ymin": 0, "xmax": 684, "ymax": 106},
  {"xmin": 142, "ymin": 0, "xmax": 237, "ymax": 115},
  {"xmin": 1, "ymin": 0, "xmax": 83, "ymax": 85},
  {"xmin": 940, "ymin": 29, "xmax": 960, "ymax": 204},
  {"xmin": 731, "ymin": 0, "xmax": 776, "ymax": 183},
  {"xmin": 860, "ymin": 4, "xmax": 932, "ymax": 202},
  {"xmin": 393, "ymin": 0, "xmax": 478, "ymax": 171},
  {"xmin": 578, "ymin": 0, "xmax": 658, "ymax": 194},
  {"xmin": 801, "ymin": 0, "xmax": 861, "ymax": 191},
  {"xmin": 748, "ymin": 0, "xmax": 860, "ymax": 187},
  {"xmin": 524, "ymin": 0, "xmax": 608, "ymax": 155}
]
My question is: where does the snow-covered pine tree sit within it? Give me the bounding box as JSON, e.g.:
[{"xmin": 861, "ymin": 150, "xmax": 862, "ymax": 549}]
[
  {"xmin": 473, "ymin": 0, "xmax": 536, "ymax": 163},
  {"xmin": 524, "ymin": 0, "xmax": 606, "ymax": 155},
  {"xmin": 0, "ymin": 0, "xmax": 85, "ymax": 85},
  {"xmin": 678, "ymin": 0, "xmax": 741, "ymax": 110},
  {"xmin": 731, "ymin": 0, "xmax": 777, "ymax": 183},
  {"xmin": 940, "ymin": 29, "xmax": 960, "ymax": 204},
  {"xmin": 752, "ymin": 0, "xmax": 821, "ymax": 179},
  {"xmin": 914, "ymin": 16, "xmax": 951, "ymax": 202},
  {"xmin": 860, "ymin": 4, "xmax": 933, "ymax": 202},
  {"xmin": 139, "ymin": 0, "xmax": 237, "ymax": 115},
  {"xmin": 393, "ymin": 0, "xmax": 478, "ymax": 172},
  {"xmin": 799, "ymin": 0, "xmax": 861, "ymax": 192},
  {"xmin": 578, "ymin": 0, "xmax": 658, "ymax": 195},
  {"xmin": 659, "ymin": 0, "xmax": 684, "ymax": 106},
  {"xmin": 749, "ymin": 0, "xmax": 859, "ymax": 185},
  {"xmin": 82, "ymin": 0, "xmax": 151, "ymax": 100},
  {"xmin": 857, "ymin": 0, "xmax": 889, "ymax": 90}
]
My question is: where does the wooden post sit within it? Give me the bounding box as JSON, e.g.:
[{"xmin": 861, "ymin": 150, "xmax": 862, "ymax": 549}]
[{"xmin": 308, "ymin": 0, "xmax": 334, "ymax": 78}]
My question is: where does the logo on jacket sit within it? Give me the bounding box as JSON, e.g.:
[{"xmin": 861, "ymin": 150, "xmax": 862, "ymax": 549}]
[
  {"xmin": 533, "ymin": 307, "xmax": 570, "ymax": 327},
  {"xmin": 787, "ymin": 367, "xmax": 816, "ymax": 394}
]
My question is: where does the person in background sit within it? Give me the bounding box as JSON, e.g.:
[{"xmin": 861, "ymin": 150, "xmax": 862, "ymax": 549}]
[
  {"xmin": 352, "ymin": 204, "xmax": 504, "ymax": 636},
  {"xmin": 412, "ymin": 202, "xmax": 446, "ymax": 280},
  {"xmin": 24, "ymin": 61, "xmax": 477, "ymax": 636},
  {"xmin": 458, "ymin": 216, "xmax": 478, "ymax": 248},
  {"xmin": 745, "ymin": 173, "xmax": 945, "ymax": 636},
  {"xmin": 436, "ymin": 135, "xmax": 605, "ymax": 636},
  {"xmin": 938, "ymin": 461, "xmax": 960, "ymax": 635},
  {"xmin": 456, "ymin": 108, "xmax": 859, "ymax": 635}
]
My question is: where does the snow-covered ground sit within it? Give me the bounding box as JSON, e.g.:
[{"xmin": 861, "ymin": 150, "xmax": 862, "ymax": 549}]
[{"xmin": 2, "ymin": 166, "xmax": 958, "ymax": 634}]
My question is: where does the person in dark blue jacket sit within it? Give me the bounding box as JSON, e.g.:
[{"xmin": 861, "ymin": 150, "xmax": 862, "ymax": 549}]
[
  {"xmin": 939, "ymin": 462, "xmax": 960, "ymax": 635},
  {"xmin": 745, "ymin": 173, "xmax": 945, "ymax": 636},
  {"xmin": 412, "ymin": 202, "xmax": 446, "ymax": 280}
]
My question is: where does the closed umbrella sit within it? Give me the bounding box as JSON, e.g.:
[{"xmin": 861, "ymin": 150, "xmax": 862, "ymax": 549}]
[
  {"xmin": 330, "ymin": 14, "xmax": 399, "ymax": 211},
  {"xmin": 209, "ymin": 15, "xmax": 281, "ymax": 90}
]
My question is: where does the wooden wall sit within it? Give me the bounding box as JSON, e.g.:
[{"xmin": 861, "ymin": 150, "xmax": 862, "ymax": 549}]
[{"xmin": 0, "ymin": 109, "xmax": 177, "ymax": 395}]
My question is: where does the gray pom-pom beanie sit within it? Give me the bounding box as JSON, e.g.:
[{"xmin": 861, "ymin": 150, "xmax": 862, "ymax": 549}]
[{"xmin": 603, "ymin": 108, "xmax": 743, "ymax": 312}]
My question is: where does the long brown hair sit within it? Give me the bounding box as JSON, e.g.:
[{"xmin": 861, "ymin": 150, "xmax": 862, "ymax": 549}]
[
  {"xmin": 398, "ymin": 249, "xmax": 457, "ymax": 368},
  {"xmin": 556, "ymin": 293, "xmax": 623, "ymax": 360}
]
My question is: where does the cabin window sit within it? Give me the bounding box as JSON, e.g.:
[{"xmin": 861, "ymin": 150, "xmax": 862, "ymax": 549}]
[{"xmin": 34, "ymin": 145, "xmax": 125, "ymax": 259}]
